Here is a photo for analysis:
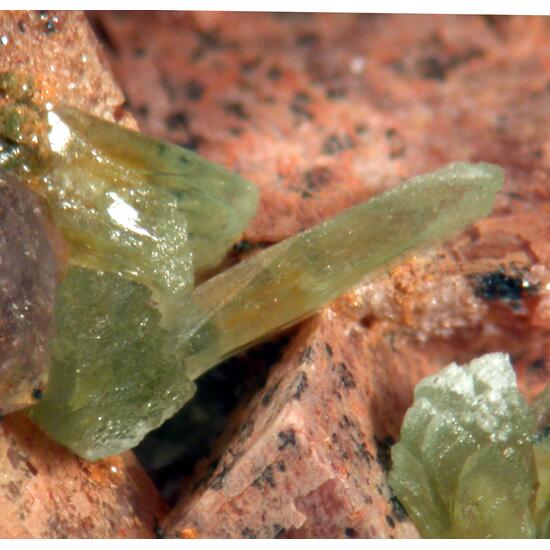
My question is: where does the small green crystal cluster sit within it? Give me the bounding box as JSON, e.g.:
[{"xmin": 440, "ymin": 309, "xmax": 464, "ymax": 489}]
[
  {"xmin": 0, "ymin": 71, "xmax": 508, "ymax": 461},
  {"xmin": 389, "ymin": 353, "xmax": 550, "ymax": 538}
]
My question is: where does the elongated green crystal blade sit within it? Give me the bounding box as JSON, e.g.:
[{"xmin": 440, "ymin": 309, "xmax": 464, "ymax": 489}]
[
  {"xmin": 27, "ymin": 268, "xmax": 196, "ymax": 461},
  {"xmin": 389, "ymin": 353, "xmax": 540, "ymax": 538},
  {"xmin": 167, "ymin": 162, "xmax": 504, "ymax": 379}
]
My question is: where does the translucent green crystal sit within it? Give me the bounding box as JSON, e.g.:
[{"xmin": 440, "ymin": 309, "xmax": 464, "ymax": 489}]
[
  {"xmin": 27, "ymin": 267, "xmax": 196, "ymax": 461},
  {"xmin": 0, "ymin": 80, "xmax": 259, "ymax": 306},
  {"xmin": 50, "ymin": 106, "xmax": 259, "ymax": 280},
  {"xmin": 168, "ymin": 162, "xmax": 504, "ymax": 379},
  {"xmin": 30, "ymin": 161, "xmax": 504, "ymax": 461},
  {"xmin": 389, "ymin": 353, "xmax": 549, "ymax": 538}
]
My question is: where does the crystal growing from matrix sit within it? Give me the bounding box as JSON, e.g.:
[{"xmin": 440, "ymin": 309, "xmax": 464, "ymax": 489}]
[
  {"xmin": 389, "ymin": 353, "xmax": 550, "ymax": 538},
  {"xmin": 29, "ymin": 161, "xmax": 504, "ymax": 460},
  {"xmin": 27, "ymin": 267, "xmax": 196, "ymax": 461}
]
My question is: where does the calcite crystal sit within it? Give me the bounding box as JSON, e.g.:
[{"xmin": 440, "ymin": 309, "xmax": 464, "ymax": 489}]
[
  {"xmin": 389, "ymin": 353, "xmax": 548, "ymax": 538},
  {"xmin": 29, "ymin": 161, "xmax": 503, "ymax": 461},
  {"xmin": 0, "ymin": 170, "xmax": 57, "ymax": 414}
]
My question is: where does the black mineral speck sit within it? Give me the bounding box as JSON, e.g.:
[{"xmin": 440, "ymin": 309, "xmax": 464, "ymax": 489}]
[
  {"xmin": 375, "ymin": 435, "xmax": 395, "ymax": 471},
  {"xmin": 322, "ymin": 134, "xmax": 354, "ymax": 155},
  {"xmin": 185, "ymin": 79, "xmax": 205, "ymax": 101},
  {"xmin": 472, "ymin": 269, "xmax": 535, "ymax": 304},
  {"xmin": 277, "ymin": 429, "xmax": 297, "ymax": 450},
  {"xmin": 345, "ymin": 527, "xmax": 357, "ymax": 538},
  {"xmin": 336, "ymin": 362, "xmax": 356, "ymax": 390},
  {"xmin": 325, "ymin": 343, "xmax": 333, "ymax": 357},
  {"xmin": 290, "ymin": 92, "xmax": 313, "ymax": 121},
  {"xmin": 299, "ymin": 345, "xmax": 314, "ymax": 363},
  {"xmin": 386, "ymin": 515, "xmax": 396, "ymax": 528},
  {"xmin": 296, "ymin": 32, "xmax": 319, "ymax": 46},
  {"xmin": 252, "ymin": 465, "xmax": 276, "ymax": 489},
  {"xmin": 261, "ymin": 380, "xmax": 280, "ymax": 407},
  {"xmin": 133, "ymin": 46, "xmax": 146, "ymax": 58},
  {"xmin": 390, "ymin": 494, "xmax": 408, "ymax": 522},
  {"xmin": 530, "ymin": 358, "xmax": 545, "ymax": 371},
  {"xmin": 32, "ymin": 388, "xmax": 42, "ymax": 401},
  {"xmin": 304, "ymin": 166, "xmax": 332, "ymax": 191},
  {"xmin": 267, "ymin": 66, "xmax": 282, "ymax": 80},
  {"xmin": 241, "ymin": 527, "xmax": 257, "ymax": 538},
  {"xmin": 44, "ymin": 18, "xmax": 56, "ymax": 35},
  {"xmin": 224, "ymin": 101, "xmax": 248, "ymax": 120},
  {"xmin": 17, "ymin": 20, "xmax": 26, "ymax": 33},
  {"xmin": 290, "ymin": 371, "xmax": 308, "ymax": 400},
  {"xmin": 165, "ymin": 111, "xmax": 188, "ymax": 130}
]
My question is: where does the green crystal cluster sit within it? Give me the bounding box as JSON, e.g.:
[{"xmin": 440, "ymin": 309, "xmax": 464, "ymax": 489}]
[
  {"xmin": 29, "ymin": 161, "xmax": 503, "ymax": 460},
  {"xmin": 0, "ymin": 71, "xmax": 509, "ymax": 461},
  {"xmin": 0, "ymin": 74, "xmax": 259, "ymax": 306},
  {"xmin": 27, "ymin": 268, "xmax": 195, "ymax": 461},
  {"xmin": 389, "ymin": 353, "xmax": 550, "ymax": 538}
]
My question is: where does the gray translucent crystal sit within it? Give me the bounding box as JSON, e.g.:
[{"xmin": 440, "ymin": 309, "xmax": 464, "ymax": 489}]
[{"xmin": 0, "ymin": 170, "xmax": 57, "ymax": 414}]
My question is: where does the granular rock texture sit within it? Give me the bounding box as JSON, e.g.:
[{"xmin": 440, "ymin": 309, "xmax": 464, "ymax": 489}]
[
  {"xmin": 0, "ymin": 172, "xmax": 57, "ymax": 414},
  {"xmin": 0, "ymin": 10, "xmax": 134, "ymax": 126},
  {"xmin": 0, "ymin": 413, "xmax": 165, "ymax": 538},
  {"xmin": 88, "ymin": 12, "xmax": 550, "ymax": 537},
  {"xmin": 163, "ymin": 310, "xmax": 424, "ymax": 538}
]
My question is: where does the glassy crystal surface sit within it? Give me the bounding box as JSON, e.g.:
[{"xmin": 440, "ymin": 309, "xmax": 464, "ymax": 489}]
[
  {"xmin": 168, "ymin": 162, "xmax": 504, "ymax": 379},
  {"xmin": 389, "ymin": 353, "xmax": 541, "ymax": 538},
  {"xmin": 27, "ymin": 267, "xmax": 196, "ymax": 461},
  {"xmin": 0, "ymin": 171, "xmax": 57, "ymax": 414},
  {"xmin": 28, "ymin": 162, "xmax": 502, "ymax": 461},
  {"xmin": 0, "ymin": 80, "xmax": 259, "ymax": 307}
]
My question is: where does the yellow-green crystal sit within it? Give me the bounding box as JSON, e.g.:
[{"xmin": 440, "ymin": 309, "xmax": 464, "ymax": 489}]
[
  {"xmin": 0, "ymin": 82, "xmax": 259, "ymax": 306},
  {"xmin": 389, "ymin": 353, "xmax": 550, "ymax": 538},
  {"xmin": 168, "ymin": 162, "xmax": 504, "ymax": 379},
  {"xmin": 27, "ymin": 267, "xmax": 196, "ymax": 461},
  {"xmin": 29, "ymin": 162, "xmax": 503, "ymax": 461}
]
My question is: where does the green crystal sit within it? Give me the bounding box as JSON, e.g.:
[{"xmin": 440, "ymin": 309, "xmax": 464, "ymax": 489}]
[
  {"xmin": 389, "ymin": 353, "xmax": 550, "ymax": 538},
  {"xmin": 168, "ymin": 162, "xmax": 504, "ymax": 379},
  {"xmin": 28, "ymin": 162, "xmax": 504, "ymax": 461},
  {"xmin": 0, "ymin": 81, "xmax": 259, "ymax": 306},
  {"xmin": 27, "ymin": 267, "xmax": 196, "ymax": 461}
]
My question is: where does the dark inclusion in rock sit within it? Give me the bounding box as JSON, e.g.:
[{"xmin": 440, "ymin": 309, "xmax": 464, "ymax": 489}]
[{"xmin": 0, "ymin": 171, "xmax": 57, "ymax": 414}]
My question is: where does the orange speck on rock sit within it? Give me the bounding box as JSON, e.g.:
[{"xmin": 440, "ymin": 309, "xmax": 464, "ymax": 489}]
[{"xmin": 180, "ymin": 528, "xmax": 200, "ymax": 539}]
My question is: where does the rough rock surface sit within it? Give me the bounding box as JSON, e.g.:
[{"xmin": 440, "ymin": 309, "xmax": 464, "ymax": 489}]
[
  {"xmin": 90, "ymin": 12, "xmax": 550, "ymax": 538},
  {"xmin": 0, "ymin": 413, "xmax": 165, "ymax": 538},
  {"xmin": 0, "ymin": 10, "xmax": 134, "ymax": 126},
  {"xmin": 0, "ymin": 10, "xmax": 164, "ymax": 537}
]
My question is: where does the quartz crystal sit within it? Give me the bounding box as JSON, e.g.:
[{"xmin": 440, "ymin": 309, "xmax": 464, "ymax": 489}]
[
  {"xmin": 389, "ymin": 353, "xmax": 549, "ymax": 538},
  {"xmin": 168, "ymin": 162, "xmax": 505, "ymax": 380},
  {"xmin": 28, "ymin": 161, "xmax": 504, "ymax": 460},
  {"xmin": 27, "ymin": 267, "xmax": 196, "ymax": 461},
  {"xmin": 0, "ymin": 170, "xmax": 57, "ymax": 414}
]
